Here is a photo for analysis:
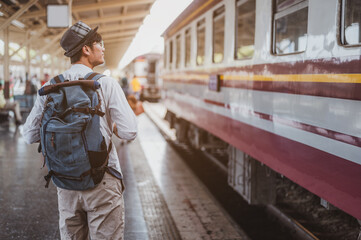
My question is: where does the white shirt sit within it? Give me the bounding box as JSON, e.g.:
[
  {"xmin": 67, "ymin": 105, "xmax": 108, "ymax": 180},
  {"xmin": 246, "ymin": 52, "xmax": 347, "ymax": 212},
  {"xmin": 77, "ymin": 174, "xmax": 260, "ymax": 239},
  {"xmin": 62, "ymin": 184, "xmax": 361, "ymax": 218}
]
[{"xmin": 21, "ymin": 64, "xmax": 138, "ymax": 173}]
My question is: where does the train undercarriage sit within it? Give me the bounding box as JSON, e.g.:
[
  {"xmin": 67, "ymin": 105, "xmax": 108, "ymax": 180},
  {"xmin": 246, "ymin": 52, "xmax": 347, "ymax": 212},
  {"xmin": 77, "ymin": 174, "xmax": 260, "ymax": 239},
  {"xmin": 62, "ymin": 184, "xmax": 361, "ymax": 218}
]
[{"xmin": 164, "ymin": 110, "xmax": 361, "ymax": 240}]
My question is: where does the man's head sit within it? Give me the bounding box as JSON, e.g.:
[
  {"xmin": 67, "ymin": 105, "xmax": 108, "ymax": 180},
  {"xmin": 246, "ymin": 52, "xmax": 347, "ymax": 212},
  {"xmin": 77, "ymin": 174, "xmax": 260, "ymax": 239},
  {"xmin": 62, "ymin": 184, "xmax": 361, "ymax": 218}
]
[
  {"xmin": 60, "ymin": 21, "xmax": 105, "ymax": 68},
  {"xmin": 0, "ymin": 83, "xmax": 3, "ymax": 90}
]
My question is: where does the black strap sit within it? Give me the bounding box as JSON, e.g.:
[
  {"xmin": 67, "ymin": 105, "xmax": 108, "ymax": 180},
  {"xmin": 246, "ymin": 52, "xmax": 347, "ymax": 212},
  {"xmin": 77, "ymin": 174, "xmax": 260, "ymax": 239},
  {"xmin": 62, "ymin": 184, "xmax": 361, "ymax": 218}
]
[
  {"xmin": 72, "ymin": 107, "xmax": 105, "ymax": 117},
  {"xmin": 57, "ymin": 107, "xmax": 105, "ymax": 119},
  {"xmin": 44, "ymin": 169, "xmax": 92, "ymax": 188},
  {"xmin": 84, "ymin": 72, "xmax": 104, "ymax": 81},
  {"xmin": 44, "ymin": 171, "xmax": 53, "ymax": 188},
  {"xmin": 87, "ymin": 73, "xmax": 99, "ymax": 80}
]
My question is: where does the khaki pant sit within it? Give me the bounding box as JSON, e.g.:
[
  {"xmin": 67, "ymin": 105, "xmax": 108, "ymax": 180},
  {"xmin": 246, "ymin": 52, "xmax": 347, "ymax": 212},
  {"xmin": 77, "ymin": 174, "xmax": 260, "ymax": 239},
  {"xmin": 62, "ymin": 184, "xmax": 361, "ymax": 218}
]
[{"xmin": 57, "ymin": 172, "xmax": 124, "ymax": 240}]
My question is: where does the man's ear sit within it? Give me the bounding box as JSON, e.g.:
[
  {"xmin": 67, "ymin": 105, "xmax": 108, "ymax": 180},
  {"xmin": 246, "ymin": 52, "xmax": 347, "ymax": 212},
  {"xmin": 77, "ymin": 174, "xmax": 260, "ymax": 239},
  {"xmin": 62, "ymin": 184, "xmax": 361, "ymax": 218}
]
[{"xmin": 82, "ymin": 45, "xmax": 91, "ymax": 56}]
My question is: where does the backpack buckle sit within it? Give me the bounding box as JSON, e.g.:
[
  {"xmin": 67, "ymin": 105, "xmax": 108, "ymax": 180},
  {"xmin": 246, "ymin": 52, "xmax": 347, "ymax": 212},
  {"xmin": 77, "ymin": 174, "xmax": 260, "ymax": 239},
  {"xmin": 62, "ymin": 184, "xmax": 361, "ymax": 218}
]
[{"xmin": 89, "ymin": 108, "xmax": 96, "ymax": 116}]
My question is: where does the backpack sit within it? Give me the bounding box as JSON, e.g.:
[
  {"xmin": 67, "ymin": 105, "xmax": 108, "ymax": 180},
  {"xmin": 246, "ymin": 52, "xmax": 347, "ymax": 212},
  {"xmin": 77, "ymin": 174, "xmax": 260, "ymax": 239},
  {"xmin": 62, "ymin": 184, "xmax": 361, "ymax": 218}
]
[{"xmin": 39, "ymin": 72, "xmax": 111, "ymax": 190}]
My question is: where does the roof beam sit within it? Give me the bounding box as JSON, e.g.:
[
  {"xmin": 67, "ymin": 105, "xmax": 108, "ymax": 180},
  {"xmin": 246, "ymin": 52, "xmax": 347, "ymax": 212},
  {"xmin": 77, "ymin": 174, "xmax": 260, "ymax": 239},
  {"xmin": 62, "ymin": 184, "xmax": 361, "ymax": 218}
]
[
  {"xmin": 0, "ymin": 0, "xmax": 39, "ymax": 31},
  {"xmin": 105, "ymin": 37, "xmax": 133, "ymax": 44},
  {"xmin": 19, "ymin": 0, "xmax": 154, "ymax": 20},
  {"xmin": 73, "ymin": 0, "xmax": 154, "ymax": 13},
  {"xmin": 52, "ymin": 47, "xmax": 64, "ymax": 57},
  {"xmin": 102, "ymin": 30, "xmax": 138, "ymax": 39},
  {"xmin": 34, "ymin": 28, "xmax": 67, "ymax": 58},
  {"xmin": 10, "ymin": 25, "xmax": 47, "ymax": 58},
  {"xmin": 97, "ymin": 0, "xmax": 104, "ymax": 19},
  {"xmin": 98, "ymin": 22, "xmax": 140, "ymax": 33},
  {"xmin": 0, "ymin": 2, "xmax": 15, "ymax": 16},
  {"xmin": 84, "ymin": 10, "xmax": 148, "ymax": 25}
]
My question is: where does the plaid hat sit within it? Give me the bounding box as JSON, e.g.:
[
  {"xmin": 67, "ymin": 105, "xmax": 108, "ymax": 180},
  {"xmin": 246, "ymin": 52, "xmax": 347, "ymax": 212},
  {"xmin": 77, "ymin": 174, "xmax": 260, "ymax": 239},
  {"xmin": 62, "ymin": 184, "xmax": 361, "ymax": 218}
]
[{"xmin": 60, "ymin": 21, "xmax": 99, "ymax": 57}]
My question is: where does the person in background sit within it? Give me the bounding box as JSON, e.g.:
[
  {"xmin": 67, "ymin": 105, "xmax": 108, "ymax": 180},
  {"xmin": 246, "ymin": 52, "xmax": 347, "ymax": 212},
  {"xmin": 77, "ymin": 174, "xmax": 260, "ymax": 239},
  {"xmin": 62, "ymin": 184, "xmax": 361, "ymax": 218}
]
[
  {"xmin": 130, "ymin": 76, "xmax": 141, "ymax": 100},
  {"xmin": 41, "ymin": 73, "xmax": 49, "ymax": 86},
  {"xmin": 120, "ymin": 73, "xmax": 129, "ymax": 97},
  {"xmin": 31, "ymin": 74, "xmax": 40, "ymax": 89},
  {"xmin": 0, "ymin": 82, "xmax": 22, "ymax": 125}
]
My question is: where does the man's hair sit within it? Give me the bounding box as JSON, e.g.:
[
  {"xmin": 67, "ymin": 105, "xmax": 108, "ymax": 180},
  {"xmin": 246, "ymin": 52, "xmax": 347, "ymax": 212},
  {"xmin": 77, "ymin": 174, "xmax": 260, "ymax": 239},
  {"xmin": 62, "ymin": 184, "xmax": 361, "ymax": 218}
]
[{"xmin": 70, "ymin": 32, "xmax": 103, "ymax": 64}]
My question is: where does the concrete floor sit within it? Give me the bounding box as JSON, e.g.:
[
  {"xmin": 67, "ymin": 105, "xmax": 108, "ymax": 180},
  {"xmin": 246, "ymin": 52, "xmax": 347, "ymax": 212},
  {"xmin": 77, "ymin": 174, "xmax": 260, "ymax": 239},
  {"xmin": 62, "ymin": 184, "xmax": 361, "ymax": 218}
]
[{"xmin": 0, "ymin": 105, "xmax": 248, "ymax": 240}]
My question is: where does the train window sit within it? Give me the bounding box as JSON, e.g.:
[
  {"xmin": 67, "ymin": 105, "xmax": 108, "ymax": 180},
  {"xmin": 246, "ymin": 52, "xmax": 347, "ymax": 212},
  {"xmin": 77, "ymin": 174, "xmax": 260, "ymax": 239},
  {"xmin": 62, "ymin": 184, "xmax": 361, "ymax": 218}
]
[
  {"xmin": 341, "ymin": 0, "xmax": 361, "ymax": 46},
  {"xmin": 273, "ymin": 0, "xmax": 308, "ymax": 55},
  {"xmin": 275, "ymin": 0, "xmax": 305, "ymax": 12},
  {"xmin": 197, "ymin": 19, "xmax": 206, "ymax": 66},
  {"xmin": 185, "ymin": 29, "xmax": 191, "ymax": 67},
  {"xmin": 149, "ymin": 61, "xmax": 156, "ymax": 74},
  {"xmin": 213, "ymin": 6, "xmax": 225, "ymax": 63},
  {"xmin": 169, "ymin": 40, "xmax": 173, "ymax": 69},
  {"xmin": 148, "ymin": 61, "xmax": 156, "ymax": 84},
  {"xmin": 176, "ymin": 34, "xmax": 181, "ymax": 69},
  {"xmin": 235, "ymin": 0, "xmax": 256, "ymax": 60}
]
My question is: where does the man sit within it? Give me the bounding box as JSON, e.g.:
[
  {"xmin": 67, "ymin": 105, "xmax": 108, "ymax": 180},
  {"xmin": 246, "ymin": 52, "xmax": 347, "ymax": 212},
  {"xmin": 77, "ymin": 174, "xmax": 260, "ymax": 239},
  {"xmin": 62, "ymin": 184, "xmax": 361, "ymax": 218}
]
[
  {"xmin": 0, "ymin": 82, "xmax": 22, "ymax": 125},
  {"xmin": 21, "ymin": 21, "xmax": 137, "ymax": 239}
]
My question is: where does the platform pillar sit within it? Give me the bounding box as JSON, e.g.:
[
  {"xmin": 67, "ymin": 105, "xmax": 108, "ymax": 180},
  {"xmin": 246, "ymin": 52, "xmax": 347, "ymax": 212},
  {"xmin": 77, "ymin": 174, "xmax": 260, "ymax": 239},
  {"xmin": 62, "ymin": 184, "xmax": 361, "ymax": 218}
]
[
  {"xmin": 40, "ymin": 56, "xmax": 44, "ymax": 82},
  {"xmin": 25, "ymin": 31, "xmax": 31, "ymax": 81},
  {"xmin": 3, "ymin": 27, "xmax": 10, "ymax": 99}
]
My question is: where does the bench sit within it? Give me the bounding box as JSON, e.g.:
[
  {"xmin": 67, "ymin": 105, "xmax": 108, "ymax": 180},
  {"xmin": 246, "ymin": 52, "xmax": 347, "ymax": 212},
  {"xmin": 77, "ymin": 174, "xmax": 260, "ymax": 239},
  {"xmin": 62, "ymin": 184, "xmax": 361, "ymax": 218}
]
[
  {"xmin": 0, "ymin": 95, "xmax": 35, "ymax": 124},
  {"xmin": 0, "ymin": 109, "xmax": 9, "ymax": 123}
]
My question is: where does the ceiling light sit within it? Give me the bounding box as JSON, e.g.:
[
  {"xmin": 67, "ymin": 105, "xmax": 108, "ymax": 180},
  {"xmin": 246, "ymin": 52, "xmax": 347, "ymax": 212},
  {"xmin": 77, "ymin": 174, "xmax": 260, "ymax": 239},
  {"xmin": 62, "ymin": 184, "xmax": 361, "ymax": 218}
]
[{"xmin": 11, "ymin": 20, "xmax": 25, "ymax": 29}]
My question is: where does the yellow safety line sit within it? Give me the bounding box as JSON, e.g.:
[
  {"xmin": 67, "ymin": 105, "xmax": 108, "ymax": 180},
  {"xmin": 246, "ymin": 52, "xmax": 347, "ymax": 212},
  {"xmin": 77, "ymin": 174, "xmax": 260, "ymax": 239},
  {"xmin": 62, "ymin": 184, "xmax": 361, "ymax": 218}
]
[
  {"xmin": 163, "ymin": 73, "xmax": 361, "ymax": 84},
  {"xmin": 293, "ymin": 219, "xmax": 320, "ymax": 240}
]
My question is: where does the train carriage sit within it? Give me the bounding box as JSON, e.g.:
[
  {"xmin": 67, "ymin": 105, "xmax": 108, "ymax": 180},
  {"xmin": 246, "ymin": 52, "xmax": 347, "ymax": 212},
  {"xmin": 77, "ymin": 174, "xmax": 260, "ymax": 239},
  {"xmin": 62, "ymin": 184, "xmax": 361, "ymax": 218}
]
[
  {"xmin": 124, "ymin": 54, "xmax": 162, "ymax": 101},
  {"xmin": 162, "ymin": 0, "xmax": 361, "ymax": 221}
]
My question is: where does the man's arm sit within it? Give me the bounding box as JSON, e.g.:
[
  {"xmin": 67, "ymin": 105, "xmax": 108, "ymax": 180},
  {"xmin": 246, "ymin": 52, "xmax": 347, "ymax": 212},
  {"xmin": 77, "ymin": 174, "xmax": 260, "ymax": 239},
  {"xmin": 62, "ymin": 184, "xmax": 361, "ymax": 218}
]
[
  {"xmin": 101, "ymin": 77, "xmax": 137, "ymax": 140},
  {"xmin": 21, "ymin": 88, "xmax": 47, "ymax": 144}
]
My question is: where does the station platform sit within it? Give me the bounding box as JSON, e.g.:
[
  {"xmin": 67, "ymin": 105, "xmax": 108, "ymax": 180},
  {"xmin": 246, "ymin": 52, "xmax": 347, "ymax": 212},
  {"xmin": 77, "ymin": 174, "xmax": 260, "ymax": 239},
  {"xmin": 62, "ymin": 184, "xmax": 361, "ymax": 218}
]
[{"xmin": 0, "ymin": 102, "xmax": 249, "ymax": 240}]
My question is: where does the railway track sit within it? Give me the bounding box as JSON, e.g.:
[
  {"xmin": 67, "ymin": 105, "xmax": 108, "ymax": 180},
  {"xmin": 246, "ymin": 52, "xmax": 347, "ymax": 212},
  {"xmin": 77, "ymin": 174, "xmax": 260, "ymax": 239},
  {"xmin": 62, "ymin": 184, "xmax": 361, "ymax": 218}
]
[{"xmin": 143, "ymin": 103, "xmax": 360, "ymax": 240}]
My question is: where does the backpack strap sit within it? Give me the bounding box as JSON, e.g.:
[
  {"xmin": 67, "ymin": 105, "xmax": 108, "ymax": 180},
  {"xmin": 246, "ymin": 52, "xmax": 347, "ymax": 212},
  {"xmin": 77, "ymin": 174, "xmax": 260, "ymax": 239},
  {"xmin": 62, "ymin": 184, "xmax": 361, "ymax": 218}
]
[
  {"xmin": 84, "ymin": 71, "xmax": 114, "ymax": 174},
  {"xmin": 71, "ymin": 107, "xmax": 105, "ymax": 117},
  {"xmin": 83, "ymin": 71, "xmax": 106, "ymax": 117},
  {"xmin": 50, "ymin": 74, "xmax": 65, "ymax": 84},
  {"xmin": 84, "ymin": 72, "xmax": 105, "ymax": 81}
]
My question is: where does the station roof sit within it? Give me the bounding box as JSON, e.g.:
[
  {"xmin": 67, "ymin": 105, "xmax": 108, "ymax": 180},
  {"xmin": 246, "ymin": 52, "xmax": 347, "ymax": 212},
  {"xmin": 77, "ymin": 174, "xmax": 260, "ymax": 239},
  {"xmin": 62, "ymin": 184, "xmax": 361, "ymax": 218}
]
[{"xmin": 0, "ymin": 0, "xmax": 155, "ymax": 70}]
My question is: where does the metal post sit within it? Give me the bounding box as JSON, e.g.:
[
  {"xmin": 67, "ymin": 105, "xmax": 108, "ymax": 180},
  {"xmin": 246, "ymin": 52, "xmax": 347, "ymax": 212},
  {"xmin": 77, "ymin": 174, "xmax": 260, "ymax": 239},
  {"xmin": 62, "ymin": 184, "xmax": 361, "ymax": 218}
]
[
  {"xmin": 0, "ymin": 0, "xmax": 39, "ymax": 32},
  {"xmin": 10, "ymin": 25, "xmax": 47, "ymax": 58},
  {"xmin": 25, "ymin": 31, "xmax": 31, "ymax": 80},
  {"xmin": 40, "ymin": 56, "xmax": 44, "ymax": 82},
  {"xmin": 51, "ymin": 56, "xmax": 55, "ymax": 76},
  {"xmin": 69, "ymin": 0, "xmax": 73, "ymax": 26},
  {"xmin": 4, "ymin": 27, "xmax": 10, "ymax": 99}
]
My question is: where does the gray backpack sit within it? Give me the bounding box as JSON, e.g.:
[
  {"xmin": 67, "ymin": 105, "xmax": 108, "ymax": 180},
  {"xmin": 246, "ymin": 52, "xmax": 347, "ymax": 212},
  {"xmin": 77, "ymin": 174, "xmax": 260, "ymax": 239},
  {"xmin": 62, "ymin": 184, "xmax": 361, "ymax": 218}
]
[{"xmin": 39, "ymin": 72, "xmax": 111, "ymax": 190}]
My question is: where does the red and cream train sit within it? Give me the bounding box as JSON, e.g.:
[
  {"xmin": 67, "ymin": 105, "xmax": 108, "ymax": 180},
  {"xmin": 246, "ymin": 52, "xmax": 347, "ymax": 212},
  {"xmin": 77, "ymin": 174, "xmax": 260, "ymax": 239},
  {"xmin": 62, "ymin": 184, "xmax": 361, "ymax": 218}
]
[{"xmin": 162, "ymin": 0, "xmax": 361, "ymax": 221}]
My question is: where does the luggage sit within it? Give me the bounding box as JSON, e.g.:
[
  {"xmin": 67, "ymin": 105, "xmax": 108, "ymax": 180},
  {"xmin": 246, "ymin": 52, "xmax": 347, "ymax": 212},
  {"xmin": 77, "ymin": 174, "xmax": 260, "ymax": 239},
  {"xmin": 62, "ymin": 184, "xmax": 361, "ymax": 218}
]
[
  {"xmin": 127, "ymin": 95, "xmax": 144, "ymax": 116},
  {"xmin": 39, "ymin": 72, "xmax": 111, "ymax": 190}
]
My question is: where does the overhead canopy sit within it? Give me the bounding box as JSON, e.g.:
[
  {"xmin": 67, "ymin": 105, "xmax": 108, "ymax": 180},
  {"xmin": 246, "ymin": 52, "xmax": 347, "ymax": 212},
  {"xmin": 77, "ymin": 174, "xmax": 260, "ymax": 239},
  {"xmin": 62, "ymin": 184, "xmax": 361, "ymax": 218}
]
[{"xmin": 0, "ymin": 0, "xmax": 155, "ymax": 71}]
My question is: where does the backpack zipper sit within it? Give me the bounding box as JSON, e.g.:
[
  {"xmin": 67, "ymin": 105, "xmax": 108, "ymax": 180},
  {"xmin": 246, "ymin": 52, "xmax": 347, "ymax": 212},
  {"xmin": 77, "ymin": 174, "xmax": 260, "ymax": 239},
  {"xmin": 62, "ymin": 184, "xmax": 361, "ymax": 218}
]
[
  {"xmin": 81, "ymin": 129, "xmax": 89, "ymax": 152},
  {"xmin": 51, "ymin": 132, "xmax": 55, "ymax": 147}
]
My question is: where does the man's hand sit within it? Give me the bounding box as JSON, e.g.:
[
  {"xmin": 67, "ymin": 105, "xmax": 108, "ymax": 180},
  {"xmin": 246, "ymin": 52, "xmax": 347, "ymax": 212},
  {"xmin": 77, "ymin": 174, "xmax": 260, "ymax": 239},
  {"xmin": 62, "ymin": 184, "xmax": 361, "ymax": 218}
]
[{"xmin": 113, "ymin": 123, "xmax": 120, "ymax": 138}]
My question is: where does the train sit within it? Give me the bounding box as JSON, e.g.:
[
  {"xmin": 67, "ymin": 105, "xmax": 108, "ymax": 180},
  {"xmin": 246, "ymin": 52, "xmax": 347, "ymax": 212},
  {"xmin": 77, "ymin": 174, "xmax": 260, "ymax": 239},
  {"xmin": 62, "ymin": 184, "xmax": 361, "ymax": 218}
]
[
  {"xmin": 123, "ymin": 54, "xmax": 162, "ymax": 101},
  {"xmin": 162, "ymin": 0, "xmax": 361, "ymax": 222}
]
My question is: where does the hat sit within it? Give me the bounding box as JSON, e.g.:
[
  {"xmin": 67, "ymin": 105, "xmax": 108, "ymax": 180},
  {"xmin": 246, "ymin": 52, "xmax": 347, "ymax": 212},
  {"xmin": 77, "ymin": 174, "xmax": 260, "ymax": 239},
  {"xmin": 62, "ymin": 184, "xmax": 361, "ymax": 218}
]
[{"xmin": 60, "ymin": 21, "xmax": 99, "ymax": 57}]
